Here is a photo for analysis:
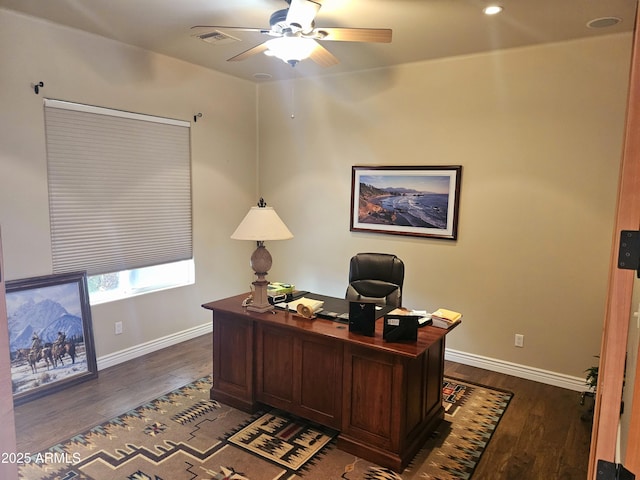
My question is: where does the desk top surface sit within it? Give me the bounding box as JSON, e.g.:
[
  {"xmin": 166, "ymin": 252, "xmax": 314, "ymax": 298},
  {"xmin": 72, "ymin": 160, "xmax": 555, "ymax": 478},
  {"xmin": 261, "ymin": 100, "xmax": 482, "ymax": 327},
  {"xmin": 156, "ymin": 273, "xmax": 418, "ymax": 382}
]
[{"xmin": 202, "ymin": 293, "xmax": 458, "ymax": 359}]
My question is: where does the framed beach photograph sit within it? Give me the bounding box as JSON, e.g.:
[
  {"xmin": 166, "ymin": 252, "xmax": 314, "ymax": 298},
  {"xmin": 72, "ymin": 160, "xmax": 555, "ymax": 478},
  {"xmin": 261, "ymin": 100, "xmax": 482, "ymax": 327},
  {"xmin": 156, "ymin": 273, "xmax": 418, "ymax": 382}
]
[
  {"xmin": 351, "ymin": 165, "xmax": 462, "ymax": 240},
  {"xmin": 6, "ymin": 271, "xmax": 97, "ymax": 405}
]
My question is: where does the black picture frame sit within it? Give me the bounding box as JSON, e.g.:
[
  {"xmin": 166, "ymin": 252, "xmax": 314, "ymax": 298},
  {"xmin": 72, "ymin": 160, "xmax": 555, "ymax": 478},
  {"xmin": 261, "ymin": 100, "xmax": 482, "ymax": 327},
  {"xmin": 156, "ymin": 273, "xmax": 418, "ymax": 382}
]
[
  {"xmin": 6, "ymin": 271, "xmax": 97, "ymax": 405},
  {"xmin": 350, "ymin": 165, "xmax": 462, "ymax": 240}
]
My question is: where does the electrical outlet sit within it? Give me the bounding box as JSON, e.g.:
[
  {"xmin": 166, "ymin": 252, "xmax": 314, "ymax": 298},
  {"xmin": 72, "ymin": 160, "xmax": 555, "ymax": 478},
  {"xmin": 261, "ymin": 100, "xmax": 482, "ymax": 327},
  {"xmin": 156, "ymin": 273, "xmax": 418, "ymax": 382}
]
[
  {"xmin": 515, "ymin": 334, "xmax": 524, "ymax": 347},
  {"xmin": 115, "ymin": 321, "xmax": 123, "ymax": 335}
]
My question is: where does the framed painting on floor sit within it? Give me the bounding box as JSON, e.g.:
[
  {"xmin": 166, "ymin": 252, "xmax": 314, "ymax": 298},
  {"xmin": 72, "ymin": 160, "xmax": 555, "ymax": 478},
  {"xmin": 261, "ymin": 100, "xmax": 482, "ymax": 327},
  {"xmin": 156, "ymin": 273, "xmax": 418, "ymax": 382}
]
[{"xmin": 5, "ymin": 271, "xmax": 97, "ymax": 405}]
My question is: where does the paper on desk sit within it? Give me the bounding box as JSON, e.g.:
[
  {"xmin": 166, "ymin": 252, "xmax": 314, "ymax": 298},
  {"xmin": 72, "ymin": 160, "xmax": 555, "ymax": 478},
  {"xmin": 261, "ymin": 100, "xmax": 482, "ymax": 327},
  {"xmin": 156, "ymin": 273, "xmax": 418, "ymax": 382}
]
[
  {"xmin": 387, "ymin": 308, "xmax": 431, "ymax": 325},
  {"xmin": 275, "ymin": 297, "xmax": 324, "ymax": 313}
]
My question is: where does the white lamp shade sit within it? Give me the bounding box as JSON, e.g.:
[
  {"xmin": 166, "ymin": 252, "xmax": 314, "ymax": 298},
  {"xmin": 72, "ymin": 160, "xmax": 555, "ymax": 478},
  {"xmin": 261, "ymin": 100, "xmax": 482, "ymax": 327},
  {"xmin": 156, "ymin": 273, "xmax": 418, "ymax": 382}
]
[{"xmin": 231, "ymin": 206, "xmax": 293, "ymax": 241}]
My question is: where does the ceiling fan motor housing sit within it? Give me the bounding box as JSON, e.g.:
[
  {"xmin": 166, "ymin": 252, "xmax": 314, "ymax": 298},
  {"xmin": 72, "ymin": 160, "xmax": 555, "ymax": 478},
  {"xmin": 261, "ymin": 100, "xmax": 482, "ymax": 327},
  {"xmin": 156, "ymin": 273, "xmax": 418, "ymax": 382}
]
[
  {"xmin": 270, "ymin": 5, "xmax": 315, "ymax": 35},
  {"xmin": 270, "ymin": 9, "xmax": 289, "ymax": 30}
]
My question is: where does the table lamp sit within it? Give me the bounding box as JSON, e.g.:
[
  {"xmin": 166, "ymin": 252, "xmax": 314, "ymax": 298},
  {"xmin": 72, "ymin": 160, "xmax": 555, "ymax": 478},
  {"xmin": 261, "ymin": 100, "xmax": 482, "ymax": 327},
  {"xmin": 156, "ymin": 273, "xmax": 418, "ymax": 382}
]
[{"xmin": 231, "ymin": 198, "xmax": 293, "ymax": 312}]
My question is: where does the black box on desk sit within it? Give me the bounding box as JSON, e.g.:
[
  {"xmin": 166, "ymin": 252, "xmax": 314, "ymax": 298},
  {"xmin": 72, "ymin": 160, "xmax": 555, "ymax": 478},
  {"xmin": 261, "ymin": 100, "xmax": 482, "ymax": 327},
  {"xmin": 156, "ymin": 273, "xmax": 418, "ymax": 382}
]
[
  {"xmin": 349, "ymin": 301, "xmax": 376, "ymax": 337},
  {"xmin": 383, "ymin": 315, "xmax": 419, "ymax": 342}
]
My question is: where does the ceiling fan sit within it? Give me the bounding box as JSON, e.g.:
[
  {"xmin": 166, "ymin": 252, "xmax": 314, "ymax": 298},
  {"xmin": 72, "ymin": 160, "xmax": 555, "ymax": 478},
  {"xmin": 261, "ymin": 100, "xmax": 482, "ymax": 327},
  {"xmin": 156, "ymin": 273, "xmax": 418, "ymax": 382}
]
[{"xmin": 191, "ymin": 0, "xmax": 392, "ymax": 67}]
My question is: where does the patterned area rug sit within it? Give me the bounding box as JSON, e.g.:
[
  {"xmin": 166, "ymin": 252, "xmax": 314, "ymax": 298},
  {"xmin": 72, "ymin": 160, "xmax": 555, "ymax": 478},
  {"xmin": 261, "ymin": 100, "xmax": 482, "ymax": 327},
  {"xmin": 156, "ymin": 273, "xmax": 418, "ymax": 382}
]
[
  {"xmin": 18, "ymin": 376, "xmax": 512, "ymax": 480},
  {"xmin": 228, "ymin": 411, "xmax": 335, "ymax": 470}
]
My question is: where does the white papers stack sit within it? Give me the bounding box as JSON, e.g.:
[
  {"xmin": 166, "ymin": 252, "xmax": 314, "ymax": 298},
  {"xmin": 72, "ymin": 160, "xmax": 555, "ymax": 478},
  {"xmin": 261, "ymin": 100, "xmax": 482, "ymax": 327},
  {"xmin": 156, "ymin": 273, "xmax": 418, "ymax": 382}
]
[
  {"xmin": 431, "ymin": 308, "xmax": 462, "ymax": 329},
  {"xmin": 388, "ymin": 308, "xmax": 432, "ymax": 325}
]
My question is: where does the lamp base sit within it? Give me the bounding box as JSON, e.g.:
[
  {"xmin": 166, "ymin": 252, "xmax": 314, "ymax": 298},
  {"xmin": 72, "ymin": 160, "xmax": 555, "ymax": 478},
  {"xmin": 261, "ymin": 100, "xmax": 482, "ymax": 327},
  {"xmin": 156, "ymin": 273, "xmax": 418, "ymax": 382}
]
[{"xmin": 247, "ymin": 279, "xmax": 273, "ymax": 313}]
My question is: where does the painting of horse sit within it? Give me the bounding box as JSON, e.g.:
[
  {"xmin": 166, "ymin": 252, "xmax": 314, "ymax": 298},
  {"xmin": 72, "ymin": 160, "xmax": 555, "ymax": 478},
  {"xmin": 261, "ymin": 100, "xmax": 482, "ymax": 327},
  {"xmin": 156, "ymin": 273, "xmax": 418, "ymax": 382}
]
[
  {"xmin": 51, "ymin": 340, "xmax": 76, "ymax": 367},
  {"xmin": 6, "ymin": 271, "xmax": 97, "ymax": 405}
]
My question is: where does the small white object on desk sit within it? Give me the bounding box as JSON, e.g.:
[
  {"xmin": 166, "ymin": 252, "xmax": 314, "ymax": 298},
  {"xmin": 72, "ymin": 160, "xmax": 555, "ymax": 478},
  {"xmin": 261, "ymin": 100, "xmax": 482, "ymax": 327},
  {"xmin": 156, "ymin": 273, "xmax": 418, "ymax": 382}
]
[
  {"xmin": 431, "ymin": 308, "xmax": 462, "ymax": 329},
  {"xmin": 387, "ymin": 308, "xmax": 432, "ymax": 326},
  {"xmin": 275, "ymin": 297, "xmax": 324, "ymax": 318}
]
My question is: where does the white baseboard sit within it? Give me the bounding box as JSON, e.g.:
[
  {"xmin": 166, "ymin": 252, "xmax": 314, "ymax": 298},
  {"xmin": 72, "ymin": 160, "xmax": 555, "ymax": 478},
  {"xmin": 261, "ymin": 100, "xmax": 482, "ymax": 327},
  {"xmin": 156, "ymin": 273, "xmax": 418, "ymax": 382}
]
[
  {"xmin": 96, "ymin": 327, "xmax": 586, "ymax": 392},
  {"xmin": 445, "ymin": 348, "xmax": 587, "ymax": 392},
  {"xmin": 96, "ymin": 323, "xmax": 212, "ymax": 371}
]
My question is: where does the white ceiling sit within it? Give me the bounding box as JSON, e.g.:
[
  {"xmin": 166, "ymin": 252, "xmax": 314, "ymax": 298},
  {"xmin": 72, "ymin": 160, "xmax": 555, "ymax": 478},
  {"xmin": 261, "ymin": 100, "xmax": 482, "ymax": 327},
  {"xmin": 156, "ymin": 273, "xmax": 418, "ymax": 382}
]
[{"xmin": 0, "ymin": 0, "xmax": 636, "ymax": 82}]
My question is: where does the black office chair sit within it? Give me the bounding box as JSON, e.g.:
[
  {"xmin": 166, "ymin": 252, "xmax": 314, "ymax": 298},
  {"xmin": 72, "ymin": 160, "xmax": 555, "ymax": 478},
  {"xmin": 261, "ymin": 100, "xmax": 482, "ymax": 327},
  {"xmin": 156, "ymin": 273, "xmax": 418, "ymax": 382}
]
[{"xmin": 345, "ymin": 253, "xmax": 405, "ymax": 307}]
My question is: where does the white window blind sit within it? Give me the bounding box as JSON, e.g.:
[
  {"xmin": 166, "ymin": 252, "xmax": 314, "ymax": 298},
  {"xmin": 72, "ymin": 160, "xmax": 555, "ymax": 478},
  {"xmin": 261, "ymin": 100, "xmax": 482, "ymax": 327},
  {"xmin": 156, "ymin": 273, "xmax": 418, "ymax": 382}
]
[{"xmin": 44, "ymin": 99, "xmax": 192, "ymax": 276}]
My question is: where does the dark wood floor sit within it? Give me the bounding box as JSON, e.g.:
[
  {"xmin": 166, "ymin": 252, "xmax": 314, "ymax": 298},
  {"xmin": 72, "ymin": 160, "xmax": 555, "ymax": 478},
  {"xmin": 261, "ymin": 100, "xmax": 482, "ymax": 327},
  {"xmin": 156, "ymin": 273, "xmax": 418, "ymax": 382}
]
[
  {"xmin": 14, "ymin": 334, "xmax": 592, "ymax": 479},
  {"xmin": 445, "ymin": 362, "xmax": 592, "ymax": 479},
  {"xmin": 14, "ymin": 333, "xmax": 213, "ymax": 454}
]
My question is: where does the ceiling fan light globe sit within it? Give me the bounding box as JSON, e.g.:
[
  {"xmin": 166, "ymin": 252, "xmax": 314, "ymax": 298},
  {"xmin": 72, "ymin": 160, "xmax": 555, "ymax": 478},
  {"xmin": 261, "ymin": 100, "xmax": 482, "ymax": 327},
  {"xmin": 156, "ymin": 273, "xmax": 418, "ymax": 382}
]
[
  {"xmin": 483, "ymin": 5, "xmax": 503, "ymax": 15},
  {"xmin": 264, "ymin": 36, "xmax": 316, "ymax": 64}
]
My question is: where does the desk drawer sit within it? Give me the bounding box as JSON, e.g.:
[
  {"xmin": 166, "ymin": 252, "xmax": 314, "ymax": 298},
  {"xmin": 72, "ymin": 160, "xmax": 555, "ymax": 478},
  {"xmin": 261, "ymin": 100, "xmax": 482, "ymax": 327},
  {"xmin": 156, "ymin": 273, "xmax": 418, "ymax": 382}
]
[
  {"xmin": 256, "ymin": 324, "xmax": 295, "ymax": 408},
  {"xmin": 211, "ymin": 311, "xmax": 255, "ymax": 411},
  {"xmin": 256, "ymin": 324, "xmax": 343, "ymax": 429},
  {"xmin": 297, "ymin": 334, "xmax": 343, "ymax": 428}
]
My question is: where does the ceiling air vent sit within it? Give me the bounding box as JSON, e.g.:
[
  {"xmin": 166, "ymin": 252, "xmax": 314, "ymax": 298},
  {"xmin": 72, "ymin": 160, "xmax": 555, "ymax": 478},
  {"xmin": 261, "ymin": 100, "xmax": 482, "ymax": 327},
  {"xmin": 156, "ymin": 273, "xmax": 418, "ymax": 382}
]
[{"xmin": 196, "ymin": 30, "xmax": 241, "ymax": 45}]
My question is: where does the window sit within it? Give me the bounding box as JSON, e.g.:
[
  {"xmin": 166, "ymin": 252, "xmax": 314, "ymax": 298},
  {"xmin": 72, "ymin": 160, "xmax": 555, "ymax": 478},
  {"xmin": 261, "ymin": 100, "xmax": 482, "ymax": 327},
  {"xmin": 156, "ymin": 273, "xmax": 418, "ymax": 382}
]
[
  {"xmin": 88, "ymin": 259, "xmax": 194, "ymax": 305},
  {"xmin": 44, "ymin": 100, "xmax": 193, "ymax": 302}
]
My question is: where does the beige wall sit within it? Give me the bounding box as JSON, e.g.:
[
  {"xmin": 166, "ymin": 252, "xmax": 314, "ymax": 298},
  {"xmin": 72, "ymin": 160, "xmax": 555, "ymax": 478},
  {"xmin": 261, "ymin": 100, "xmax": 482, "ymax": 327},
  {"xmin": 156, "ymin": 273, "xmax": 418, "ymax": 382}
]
[
  {"xmin": 258, "ymin": 34, "xmax": 632, "ymax": 379},
  {"xmin": 0, "ymin": 9, "xmax": 258, "ymax": 358},
  {"xmin": 0, "ymin": 7, "xmax": 633, "ymax": 382}
]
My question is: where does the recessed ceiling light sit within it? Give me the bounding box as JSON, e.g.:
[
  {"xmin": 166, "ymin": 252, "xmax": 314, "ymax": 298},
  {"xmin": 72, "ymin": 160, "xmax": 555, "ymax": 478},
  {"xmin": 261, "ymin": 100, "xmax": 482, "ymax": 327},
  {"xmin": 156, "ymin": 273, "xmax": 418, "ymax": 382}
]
[
  {"xmin": 483, "ymin": 5, "xmax": 503, "ymax": 15},
  {"xmin": 586, "ymin": 17, "xmax": 622, "ymax": 29},
  {"xmin": 253, "ymin": 73, "xmax": 273, "ymax": 80}
]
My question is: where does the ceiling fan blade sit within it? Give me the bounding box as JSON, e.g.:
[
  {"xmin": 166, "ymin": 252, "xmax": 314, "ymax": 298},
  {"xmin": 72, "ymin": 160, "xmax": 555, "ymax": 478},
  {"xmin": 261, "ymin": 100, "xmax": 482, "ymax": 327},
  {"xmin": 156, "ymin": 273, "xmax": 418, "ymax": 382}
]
[
  {"xmin": 227, "ymin": 42, "xmax": 270, "ymax": 62},
  {"xmin": 286, "ymin": 0, "xmax": 321, "ymax": 32},
  {"xmin": 190, "ymin": 25, "xmax": 268, "ymax": 35},
  {"xmin": 314, "ymin": 27, "xmax": 392, "ymax": 43},
  {"xmin": 309, "ymin": 41, "xmax": 339, "ymax": 67}
]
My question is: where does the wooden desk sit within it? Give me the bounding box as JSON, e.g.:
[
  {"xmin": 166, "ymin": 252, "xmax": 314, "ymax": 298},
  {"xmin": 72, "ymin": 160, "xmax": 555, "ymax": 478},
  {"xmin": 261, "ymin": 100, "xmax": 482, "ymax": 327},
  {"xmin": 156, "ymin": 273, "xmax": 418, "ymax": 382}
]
[{"xmin": 202, "ymin": 294, "xmax": 456, "ymax": 472}]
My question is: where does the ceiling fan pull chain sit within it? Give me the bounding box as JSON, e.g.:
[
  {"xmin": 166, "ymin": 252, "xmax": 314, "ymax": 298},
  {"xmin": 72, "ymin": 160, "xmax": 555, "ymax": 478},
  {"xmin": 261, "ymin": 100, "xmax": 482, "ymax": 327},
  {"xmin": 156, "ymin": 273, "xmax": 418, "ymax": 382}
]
[{"xmin": 291, "ymin": 83, "xmax": 296, "ymax": 119}]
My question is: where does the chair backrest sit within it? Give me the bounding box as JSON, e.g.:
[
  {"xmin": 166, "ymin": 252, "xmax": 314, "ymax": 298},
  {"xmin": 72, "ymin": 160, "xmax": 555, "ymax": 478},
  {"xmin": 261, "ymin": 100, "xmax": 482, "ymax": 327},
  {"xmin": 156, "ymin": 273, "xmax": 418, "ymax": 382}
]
[{"xmin": 345, "ymin": 253, "xmax": 405, "ymax": 307}]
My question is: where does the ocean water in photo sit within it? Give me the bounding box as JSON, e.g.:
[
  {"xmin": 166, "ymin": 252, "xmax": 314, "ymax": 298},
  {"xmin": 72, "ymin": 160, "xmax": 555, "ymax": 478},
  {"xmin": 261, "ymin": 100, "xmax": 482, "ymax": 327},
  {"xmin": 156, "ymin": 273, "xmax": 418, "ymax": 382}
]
[{"xmin": 379, "ymin": 193, "xmax": 449, "ymax": 229}]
